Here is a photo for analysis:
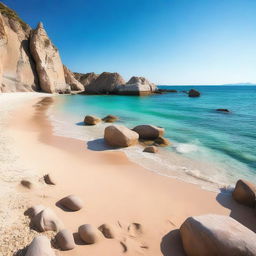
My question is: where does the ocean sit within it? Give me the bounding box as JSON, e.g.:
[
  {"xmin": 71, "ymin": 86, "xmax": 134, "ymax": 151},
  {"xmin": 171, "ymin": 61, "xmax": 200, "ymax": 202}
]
[{"xmin": 48, "ymin": 86, "xmax": 256, "ymax": 191}]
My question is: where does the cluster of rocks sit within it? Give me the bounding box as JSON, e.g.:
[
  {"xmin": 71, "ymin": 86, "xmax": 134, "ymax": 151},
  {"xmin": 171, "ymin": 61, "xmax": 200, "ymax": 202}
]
[
  {"xmin": 179, "ymin": 179, "xmax": 256, "ymax": 255},
  {"xmin": 82, "ymin": 114, "xmax": 170, "ymax": 152},
  {"xmin": 23, "ymin": 175, "xmax": 119, "ymax": 255}
]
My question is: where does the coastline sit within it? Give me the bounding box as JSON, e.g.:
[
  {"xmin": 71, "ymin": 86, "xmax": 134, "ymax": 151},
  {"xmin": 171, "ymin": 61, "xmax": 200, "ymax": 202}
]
[{"xmin": 2, "ymin": 94, "xmax": 256, "ymax": 255}]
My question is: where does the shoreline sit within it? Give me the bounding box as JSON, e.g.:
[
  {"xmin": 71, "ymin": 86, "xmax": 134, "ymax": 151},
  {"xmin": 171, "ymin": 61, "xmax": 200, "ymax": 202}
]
[{"xmin": 2, "ymin": 94, "xmax": 256, "ymax": 255}]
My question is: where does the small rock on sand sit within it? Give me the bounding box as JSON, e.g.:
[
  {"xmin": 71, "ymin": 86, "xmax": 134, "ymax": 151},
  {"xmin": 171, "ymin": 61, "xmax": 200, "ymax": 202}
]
[
  {"xmin": 26, "ymin": 204, "xmax": 46, "ymax": 218},
  {"xmin": 20, "ymin": 180, "xmax": 34, "ymax": 189},
  {"xmin": 98, "ymin": 224, "xmax": 116, "ymax": 239},
  {"xmin": 78, "ymin": 224, "xmax": 101, "ymax": 244},
  {"xmin": 25, "ymin": 236, "xmax": 55, "ymax": 256},
  {"xmin": 56, "ymin": 229, "xmax": 75, "ymax": 250},
  {"xmin": 58, "ymin": 194, "xmax": 84, "ymax": 211},
  {"xmin": 32, "ymin": 207, "xmax": 63, "ymax": 232},
  {"xmin": 143, "ymin": 146, "xmax": 158, "ymax": 153},
  {"xmin": 44, "ymin": 173, "xmax": 57, "ymax": 185}
]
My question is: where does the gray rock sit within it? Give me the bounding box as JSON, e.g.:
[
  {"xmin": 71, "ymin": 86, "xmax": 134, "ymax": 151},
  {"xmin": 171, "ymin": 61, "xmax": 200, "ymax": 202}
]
[
  {"xmin": 56, "ymin": 229, "xmax": 75, "ymax": 251},
  {"xmin": 58, "ymin": 194, "xmax": 83, "ymax": 211},
  {"xmin": 180, "ymin": 214, "xmax": 256, "ymax": 256},
  {"xmin": 104, "ymin": 125, "xmax": 139, "ymax": 148},
  {"xmin": 25, "ymin": 236, "xmax": 55, "ymax": 256}
]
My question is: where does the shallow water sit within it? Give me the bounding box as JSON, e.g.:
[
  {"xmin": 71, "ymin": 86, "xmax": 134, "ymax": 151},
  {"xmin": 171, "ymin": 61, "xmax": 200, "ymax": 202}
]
[{"xmin": 49, "ymin": 86, "xmax": 256, "ymax": 190}]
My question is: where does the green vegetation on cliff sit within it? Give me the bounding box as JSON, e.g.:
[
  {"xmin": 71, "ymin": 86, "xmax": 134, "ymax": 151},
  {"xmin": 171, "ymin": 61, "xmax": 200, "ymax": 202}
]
[{"xmin": 0, "ymin": 2, "xmax": 28, "ymax": 30}]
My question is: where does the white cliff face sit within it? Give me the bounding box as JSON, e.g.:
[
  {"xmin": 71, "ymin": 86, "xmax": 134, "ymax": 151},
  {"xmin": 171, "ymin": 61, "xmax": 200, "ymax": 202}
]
[
  {"xmin": 63, "ymin": 65, "xmax": 84, "ymax": 91},
  {"xmin": 30, "ymin": 22, "xmax": 68, "ymax": 93},
  {"xmin": 0, "ymin": 13, "xmax": 38, "ymax": 93}
]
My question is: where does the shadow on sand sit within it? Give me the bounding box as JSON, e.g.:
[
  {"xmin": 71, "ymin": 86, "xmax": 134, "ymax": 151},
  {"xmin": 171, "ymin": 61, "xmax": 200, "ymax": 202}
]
[
  {"xmin": 160, "ymin": 229, "xmax": 186, "ymax": 256},
  {"xmin": 216, "ymin": 188, "xmax": 256, "ymax": 232},
  {"xmin": 87, "ymin": 138, "xmax": 114, "ymax": 151}
]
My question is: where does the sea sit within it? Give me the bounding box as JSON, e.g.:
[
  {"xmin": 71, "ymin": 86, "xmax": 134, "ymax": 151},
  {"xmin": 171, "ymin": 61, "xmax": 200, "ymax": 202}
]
[{"xmin": 48, "ymin": 86, "xmax": 256, "ymax": 191}]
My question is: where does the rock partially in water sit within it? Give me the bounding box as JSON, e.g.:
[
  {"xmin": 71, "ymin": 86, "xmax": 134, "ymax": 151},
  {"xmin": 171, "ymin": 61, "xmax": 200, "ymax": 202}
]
[
  {"xmin": 180, "ymin": 214, "xmax": 256, "ymax": 256},
  {"xmin": 216, "ymin": 108, "xmax": 230, "ymax": 113},
  {"xmin": 154, "ymin": 136, "xmax": 170, "ymax": 146},
  {"xmin": 143, "ymin": 146, "xmax": 158, "ymax": 153},
  {"xmin": 233, "ymin": 179, "xmax": 256, "ymax": 207},
  {"xmin": 102, "ymin": 115, "xmax": 119, "ymax": 123},
  {"xmin": 104, "ymin": 125, "xmax": 139, "ymax": 148},
  {"xmin": 188, "ymin": 89, "xmax": 200, "ymax": 97},
  {"xmin": 133, "ymin": 125, "xmax": 164, "ymax": 140},
  {"xmin": 84, "ymin": 115, "xmax": 101, "ymax": 125}
]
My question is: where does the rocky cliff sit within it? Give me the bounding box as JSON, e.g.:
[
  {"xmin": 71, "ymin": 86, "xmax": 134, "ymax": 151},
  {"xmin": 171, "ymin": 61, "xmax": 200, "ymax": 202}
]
[
  {"xmin": 0, "ymin": 3, "xmax": 38, "ymax": 92},
  {"xmin": 0, "ymin": 2, "xmax": 81, "ymax": 93}
]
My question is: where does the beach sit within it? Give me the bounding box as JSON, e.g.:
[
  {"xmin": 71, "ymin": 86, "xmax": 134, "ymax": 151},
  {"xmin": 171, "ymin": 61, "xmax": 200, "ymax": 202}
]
[{"xmin": 1, "ymin": 93, "xmax": 256, "ymax": 256}]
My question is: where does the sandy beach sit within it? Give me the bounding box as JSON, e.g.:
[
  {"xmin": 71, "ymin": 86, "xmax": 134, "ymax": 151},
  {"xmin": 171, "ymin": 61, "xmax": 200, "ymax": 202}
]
[{"xmin": 1, "ymin": 93, "xmax": 256, "ymax": 256}]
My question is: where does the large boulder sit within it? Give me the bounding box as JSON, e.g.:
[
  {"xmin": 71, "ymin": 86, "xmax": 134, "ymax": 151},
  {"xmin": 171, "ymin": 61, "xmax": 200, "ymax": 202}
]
[
  {"xmin": 63, "ymin": 65, "xmax": 84, "ymax": 91},
  {"xmin": 25, "ymin": 236, "xmax": 55, "ymax": 256},
  {"xmin": 30, "ymin": 22, "xmax": 68, "ymax": 93},
  {"xmin": 84, "ymin": 72, "xmax": 125, "ymax": 94},
  {"xmin": 180, "ymin": 214, "xmax": 256, "ymax": 256},
  {"xmin": 73, "ymin": 72, "xmax": 99, "ymax": 88},
  {"xmin": 232, "ymin": 179, "xmax": 256, "ymax": 207},
  {"xmin": 117, "ymin": 76, "xmax": 157, "ymax": 95},
  {"xmin": 188, "ymin": 89, "xmax": 200, "ymax": 97},
  {"xmin": 104, "ymin": 125, "xmax": 139, "ymax": 148},
  {"xmin": 0, "ymin": 4, "xmax": 39, "ymax": 93},
  {"xmin": 133, "ymin": 125, "xmax": 164, "ymax": 140}
]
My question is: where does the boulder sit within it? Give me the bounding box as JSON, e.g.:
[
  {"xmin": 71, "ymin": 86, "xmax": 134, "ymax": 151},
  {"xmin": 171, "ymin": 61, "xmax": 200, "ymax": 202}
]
[
  {"xmin": 78, "ymin": 224, "xmax": 101, "ymax": 244},
  {"xmin": 44, "ymin": 173, "xmax": 57, "ymax": 185},
  {"xmin": 133, "ymin": 125, "xmax": 164, "ymax": 140},
  {"xmin": 0, "ymin": 5, "xmax": 39, "ymax": 93},
  {"xmin": 180, "ymin": 214, "xmax": 256, "ymax": 256},
  {"xmin": 85, "ymin": 72, "xmax": 125, "ymax": 94},
  {"xmin": 102, "ymin": 115, "xmax": 119, "ymax": 123},
  {"xmin": 30, "ymin": 22, "xmax": 68, "ymax": 93},
  {"xmin": 56, "ymin": 229, "xmax": 75, "ymax": 251},
  {"xmin": 84, "ymin": 115, "xmax": 101, "ymax": 125},
  {"xmin": 143, "ymin": 146, "xmax": 158, "ymax": 153},
  {"xmin": 117, "ymin": 76, "xmax": 157, "ymax": 95},
  {"xmin": 104, "ymin": 125, "xmax": 139, "ymax": 148},
  {"xmin": 25, "ymin": 236, "xmax": 55, "ymax": 256},
  {"xmin": 20, "ymin": 179, "xmax": 34, "ymax": 189},
  {"xmin": 188, "ymin": 89, "xmax": 200, "ymax": 97},
  {"xmin": 154, "ymin": 136, "xmax": 170, "ymax": 146},
  {"xmin": 73, "ymin": 72, "xmax": 99, "ymax": 88},
  {"xmin": 32, "ymin": 207, "xmax": 63, "ymax": 232},
  {"xmin": 63, "ymin": 65, "xmax": 84, "ymax": 91},
  {"xmin": 98, "ymin": 224, "xmax": 116, "ymax": 239},
  {"xmin": 216, "ymin": 108, "xmax": 230, "ymax": 113},
  {"xmin": 58, "ymin": 194, "xmax": 83, "ymax": 211},
  {"xmin": 232, "ymin": 179, "xmax": 256, "ymax": 207}
]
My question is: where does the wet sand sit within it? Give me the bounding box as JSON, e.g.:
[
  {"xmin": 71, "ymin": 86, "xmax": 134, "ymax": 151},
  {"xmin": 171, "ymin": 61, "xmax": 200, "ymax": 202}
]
[{"xmin": 2, "ymin": 94, "xmax": 256, "ymax": 255}]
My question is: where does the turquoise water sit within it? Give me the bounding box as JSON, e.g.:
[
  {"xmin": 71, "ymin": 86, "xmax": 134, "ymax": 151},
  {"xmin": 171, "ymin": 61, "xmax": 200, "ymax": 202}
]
[{"xmin": 50, "ymin": 86, "xmax": 256, "ymax": 189}]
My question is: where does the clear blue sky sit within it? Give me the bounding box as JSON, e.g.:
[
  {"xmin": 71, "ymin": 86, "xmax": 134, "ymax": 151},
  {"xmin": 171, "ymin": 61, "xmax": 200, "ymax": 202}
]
[{"xmin": 4, "ymin": 0, "xmax": 256, "ymax": 85}]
